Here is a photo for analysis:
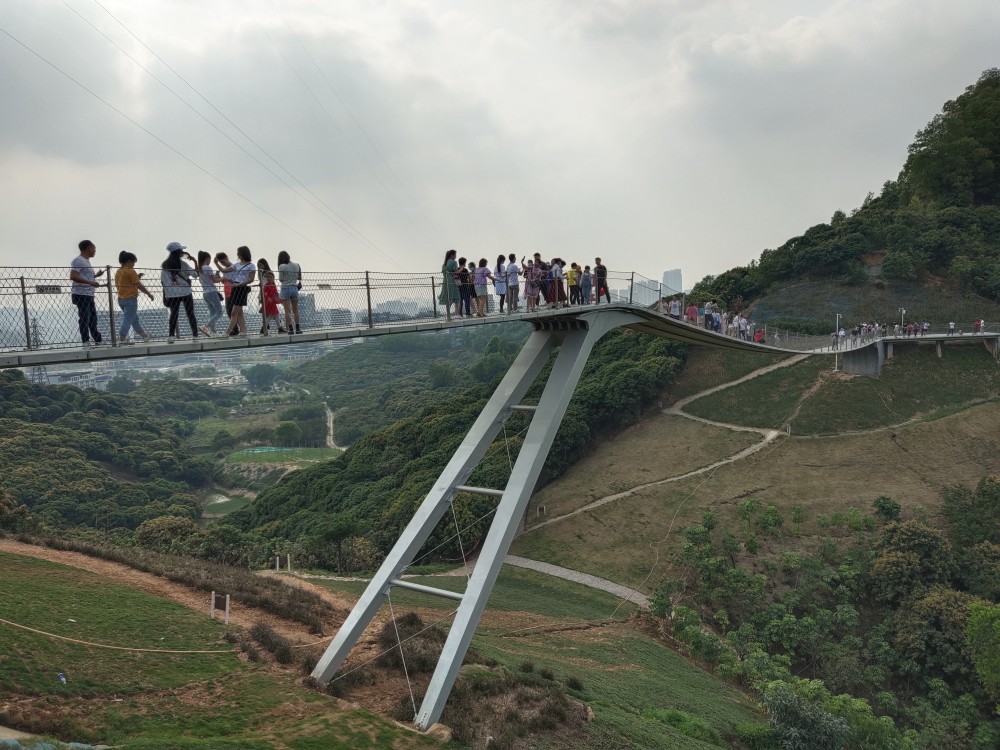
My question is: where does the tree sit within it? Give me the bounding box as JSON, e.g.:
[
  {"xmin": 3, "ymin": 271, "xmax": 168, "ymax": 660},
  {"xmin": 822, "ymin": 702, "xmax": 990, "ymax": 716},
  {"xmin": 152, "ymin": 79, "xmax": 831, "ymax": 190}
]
[
  {"xmin": 135, "ymin": 515, "xmax": 200, "ymax": 553},
  {"xmin": 871, "ymin": 521, "xmax": 956, "ymax": 602},
  {"xmin": 318, "ymin": 517, "xmax": 358, "ymax": 575},
  {"xmin": 967, "ymin": 602, "xmax": 1000, "ymax": 704},
  {"xmin": 893, "ymin": 587, "xmax": 981, "ymax": 690},
  {"xmin": 759, "ymin": 505, "xmax": 784, "ymax": 537},
  {"xmin": 427, "ymin": 360, "xmax": 460, "ymax": 389},
  {"xmin": 106, "ymin": 375, "xmax": 136, "ymax": 394},
  {"xmin": 873, "ymin": 496, "xmax": 902, "ymax": 523},
  {"xmin": 274, "ymin": 421, "xmax": 302, "ymax": 446},
  {"xmin": 243, "ymin": 364, "xmax": 280, "ymax": 392},
  {"xmin": 738, "ymin": 498, "xmax": 762, "ymax": 533},
  {"xmin": 0, "ymin": 490, "xmax": 31, "ymax": 532}
]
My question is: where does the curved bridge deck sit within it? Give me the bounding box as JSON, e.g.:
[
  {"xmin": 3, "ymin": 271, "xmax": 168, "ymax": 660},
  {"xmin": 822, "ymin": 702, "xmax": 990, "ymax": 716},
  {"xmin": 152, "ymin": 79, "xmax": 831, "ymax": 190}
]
[{"xmin": 2, "ymin": 301, "xmax": 842, "ymax": 370}]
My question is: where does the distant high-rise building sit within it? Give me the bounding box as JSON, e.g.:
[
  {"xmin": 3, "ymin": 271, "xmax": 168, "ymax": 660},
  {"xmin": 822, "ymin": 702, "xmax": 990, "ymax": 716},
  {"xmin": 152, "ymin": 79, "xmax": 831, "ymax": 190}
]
[{"xmin": 662, "ymin": 269, "xmax": 683, "ymax": 295}]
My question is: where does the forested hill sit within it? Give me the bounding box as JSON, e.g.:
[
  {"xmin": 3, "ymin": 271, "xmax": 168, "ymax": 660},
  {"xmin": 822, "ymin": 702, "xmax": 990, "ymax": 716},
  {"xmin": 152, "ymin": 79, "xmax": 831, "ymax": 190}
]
[
  {"xmin": 285, "ymin": 324, "xmax": 532, "ymax": 444},
  {"xmin": 228, "ymin": 330, "xmax": 686, "ymax": 553},
  {"xmin": 0, "ymin": 373, "xmax": 240, "ymax": 530},
  {"xmin": 693, "ymin": 68, "xmax": 1000, "ymax": 318}
]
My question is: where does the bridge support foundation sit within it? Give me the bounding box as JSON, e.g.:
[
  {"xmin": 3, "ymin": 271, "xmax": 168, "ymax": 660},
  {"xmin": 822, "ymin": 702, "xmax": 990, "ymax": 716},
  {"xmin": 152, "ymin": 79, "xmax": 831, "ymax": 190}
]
[
  {"xmin": 843, "ymin": 339, "xmax": 884, "ymax": 376},
  {"xmin": 311, "ymin": 310, "xmax": 641, "ymax": 730},
  {"xmin": 985, "ymin": 336, "xmax": 1000, "ymax": 359}
]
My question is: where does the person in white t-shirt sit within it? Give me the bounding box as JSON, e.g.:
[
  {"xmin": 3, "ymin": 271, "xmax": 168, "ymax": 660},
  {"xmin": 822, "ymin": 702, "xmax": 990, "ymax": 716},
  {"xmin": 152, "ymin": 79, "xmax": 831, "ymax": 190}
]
[
  {"xmin": 505, "ymin": 253, "xmax": 521, "ymax": 313},
  {"xmin": 69, "ymin": 239, "xmax": 106, "ymax": 346},
  {"xmin": 222, "ymin": 245, "xmax": 257, "ymax": 336}
]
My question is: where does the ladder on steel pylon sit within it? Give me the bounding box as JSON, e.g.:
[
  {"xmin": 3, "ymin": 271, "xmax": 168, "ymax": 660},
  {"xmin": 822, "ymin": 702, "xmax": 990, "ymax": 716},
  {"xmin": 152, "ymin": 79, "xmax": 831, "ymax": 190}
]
[{"xmin": 311, "ymin": 308, "xmax": 641, "ymax": 730}]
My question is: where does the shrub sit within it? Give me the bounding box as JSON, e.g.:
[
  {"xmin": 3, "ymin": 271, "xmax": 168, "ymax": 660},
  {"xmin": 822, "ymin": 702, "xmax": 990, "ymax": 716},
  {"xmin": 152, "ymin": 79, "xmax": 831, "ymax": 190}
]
[
  {"xmin": 249, "ymin": 622, "xmax": 295, "ymax": 664},
  {"xmin": 538, "ymin": 666, "xmax": 555, "ymax": 680},
  {"xmin": 564, "ymin": 675, "xmax": 584, "ymax": 692},
  {"xmin": 376, "ymin": 612, "xmax": 446, "ymax": 673},
  {"xmin": 518, "ymin": 660, "xmax": 535, "ymax": 673},
  {"xmin": 642, "ymin": 708, "xmax": 724, "ymax": 747}
]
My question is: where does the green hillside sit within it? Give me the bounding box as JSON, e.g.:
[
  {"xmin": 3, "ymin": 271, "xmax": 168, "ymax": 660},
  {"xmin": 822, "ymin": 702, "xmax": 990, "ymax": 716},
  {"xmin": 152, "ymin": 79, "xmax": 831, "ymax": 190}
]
[
  {"xmin": 0, "ymin": 372, "xmax": 237, "ymax": 531},
  {"xmin": 693, "ymin": 68, "xmax": 1000, "ymax": 329}
]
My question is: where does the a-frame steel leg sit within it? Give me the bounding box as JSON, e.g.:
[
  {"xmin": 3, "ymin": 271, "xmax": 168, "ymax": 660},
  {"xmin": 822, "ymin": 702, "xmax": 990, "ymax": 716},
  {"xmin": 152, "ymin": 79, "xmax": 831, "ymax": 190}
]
[
  {"xmin": 312, "ymin": 311, "xmax": 640, "ymax": 730},
  {"xmin": 311, "ymin": 329, "xmax": 557, "ymax": 685}
]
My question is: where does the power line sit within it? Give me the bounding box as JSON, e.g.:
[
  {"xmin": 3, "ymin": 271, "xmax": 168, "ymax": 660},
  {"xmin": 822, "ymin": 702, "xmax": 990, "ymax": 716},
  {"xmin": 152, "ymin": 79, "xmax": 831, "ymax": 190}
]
[
  {"xmin": 235, "ymin": 0, "xmax": 407, "ymax": 269},
  {"xmin": 0, "ymin": 23, "xmax": 346, "ymax": 263},
  {"xmin": 269, "ymin": 0, "xmax": 448, "ymax": 250},
  {"xmin": 80, "ymin": 0, "xmax": 396, "ymax": 267}
]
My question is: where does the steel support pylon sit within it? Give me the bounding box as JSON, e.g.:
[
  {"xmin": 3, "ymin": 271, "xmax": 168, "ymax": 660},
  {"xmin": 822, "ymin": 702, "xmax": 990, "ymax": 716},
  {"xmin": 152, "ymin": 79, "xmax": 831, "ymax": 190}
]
[{"xmin": 311, "ymin": 310, "xmax": 641, "ymax": 730}]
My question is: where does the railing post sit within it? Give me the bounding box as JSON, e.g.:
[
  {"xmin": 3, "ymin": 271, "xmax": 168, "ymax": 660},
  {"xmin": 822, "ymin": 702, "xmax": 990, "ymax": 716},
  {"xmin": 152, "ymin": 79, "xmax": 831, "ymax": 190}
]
[
  {"xmin": 106, "ymin": 265, "xmax": 117, "ymax": 347},
  {"xmin": 657, "ymin": 283, "xmax": 663, "ymax": 314},
  {"xmin": 365, "ymin": 271, "xmax": 374, "ymax": 328},
  {"xmin": 431, "ymin": 276, "xmax": 438, "ymax": 318},
  {"xmin": 20, "ymin": 277, "xmax": 31, "ymax": 349},
  {"xmin": 629, "ymin": 272, "xmax": 634, "ymax": 304},
  {"xmin": 444, "ymin": 271, "xmax": 451, "ymax": 322}
]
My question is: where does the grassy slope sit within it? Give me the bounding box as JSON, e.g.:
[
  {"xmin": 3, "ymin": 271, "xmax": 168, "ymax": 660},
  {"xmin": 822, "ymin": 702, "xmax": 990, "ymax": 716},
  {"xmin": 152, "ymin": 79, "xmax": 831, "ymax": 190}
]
[
  {"xmin": 0, "ymin": 551, "xmax": 439, "ymax": 750},
  {"xmin": 512, "ymin": 346, "xmax": 1000, "ymax": 588},
  {"xmin": 527, "ymin": 412, "xmax": 760, "ymax": 523},
  {"xmin": 682, "ymin": 356, "xmax": 828, "ymax": 429},
  {"xmin": 752, "ymin": 277, "xmax": 999, "ymax": 330},
  {"xmin": 663, "ymin": 346, "xmax": 789, "ymax": 407},
  {"xmin": 316, "ymin": 567, "xmax": 763, "ymax": 749}
]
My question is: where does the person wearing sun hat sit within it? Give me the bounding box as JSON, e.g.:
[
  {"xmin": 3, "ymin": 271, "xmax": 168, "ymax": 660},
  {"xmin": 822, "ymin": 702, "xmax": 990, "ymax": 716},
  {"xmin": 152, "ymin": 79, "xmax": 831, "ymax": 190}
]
[{"xmin": 160, "ymin": 241, "xmax": 200, "ymax": 343}]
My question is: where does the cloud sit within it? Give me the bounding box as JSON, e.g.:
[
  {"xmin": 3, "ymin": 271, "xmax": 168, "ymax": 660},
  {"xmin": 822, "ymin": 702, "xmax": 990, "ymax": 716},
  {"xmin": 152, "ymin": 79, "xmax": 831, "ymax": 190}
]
[{"xmin": 0, "ymin": 0, "xmax": 997, "ymax": 286}]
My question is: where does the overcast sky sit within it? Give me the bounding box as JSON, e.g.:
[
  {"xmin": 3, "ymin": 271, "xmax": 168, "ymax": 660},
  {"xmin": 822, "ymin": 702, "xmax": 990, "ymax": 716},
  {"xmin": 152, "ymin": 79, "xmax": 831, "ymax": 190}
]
[{"xmin": 0, "ymin": 1, "xmax": 996, "ymax": 287}]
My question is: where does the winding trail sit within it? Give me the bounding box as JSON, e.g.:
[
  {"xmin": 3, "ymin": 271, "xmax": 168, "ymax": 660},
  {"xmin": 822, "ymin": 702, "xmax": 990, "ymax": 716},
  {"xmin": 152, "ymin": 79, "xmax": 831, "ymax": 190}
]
[
  {"xmin": 523, "ymin": 355, "xmax": 807, "ymax": 536},
  {"xmin": 324, "ymin": 402, "xmax": 347, "ymax": 451}
]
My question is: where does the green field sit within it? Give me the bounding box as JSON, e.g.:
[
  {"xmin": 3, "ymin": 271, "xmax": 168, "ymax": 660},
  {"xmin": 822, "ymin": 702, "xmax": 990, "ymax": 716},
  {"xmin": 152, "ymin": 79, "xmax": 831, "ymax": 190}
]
[
  {"xmin": 202, "ymin": 492, "xmax": 253, "ymax": 516},
  {"xmin": 226, "ymin": 447, "xmax": 342, "ymax": 465},
  {"xmin": 0, "ymin": 551, "xmax": 440, "ymax": 750}
]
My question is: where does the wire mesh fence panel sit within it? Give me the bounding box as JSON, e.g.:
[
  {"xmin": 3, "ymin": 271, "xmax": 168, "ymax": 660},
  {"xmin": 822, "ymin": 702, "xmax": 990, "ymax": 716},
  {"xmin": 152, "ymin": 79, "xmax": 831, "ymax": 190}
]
[{"xmin": 1, "ymin": 264, "xmax": 998, "ymax": 357}]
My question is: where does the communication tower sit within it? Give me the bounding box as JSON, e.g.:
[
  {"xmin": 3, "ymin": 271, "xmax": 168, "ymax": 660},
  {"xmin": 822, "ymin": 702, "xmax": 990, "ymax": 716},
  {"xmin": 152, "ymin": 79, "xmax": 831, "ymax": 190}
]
[{"xmin": 27, "ymin": 317, "xmax": 49, "ymax": 385}]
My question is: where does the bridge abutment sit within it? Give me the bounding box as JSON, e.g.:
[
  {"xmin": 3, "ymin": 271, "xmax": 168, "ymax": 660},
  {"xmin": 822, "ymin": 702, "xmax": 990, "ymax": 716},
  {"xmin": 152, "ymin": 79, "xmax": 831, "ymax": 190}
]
[{"xmin": 842, "ymin": 340, "xmax": 883, "ymax": 376}]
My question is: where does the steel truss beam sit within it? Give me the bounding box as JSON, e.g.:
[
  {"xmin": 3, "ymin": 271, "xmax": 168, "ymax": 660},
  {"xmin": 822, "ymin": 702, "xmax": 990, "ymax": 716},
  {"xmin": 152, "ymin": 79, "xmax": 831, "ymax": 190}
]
[{"xmin": 311, "ymin": 310, "xmax": 642, "ymax": 730}]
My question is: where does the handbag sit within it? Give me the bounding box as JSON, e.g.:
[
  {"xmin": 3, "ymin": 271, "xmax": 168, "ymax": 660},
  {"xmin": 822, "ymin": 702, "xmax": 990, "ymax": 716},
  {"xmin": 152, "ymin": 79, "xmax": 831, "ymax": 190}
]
[{"xmin": 217, "ymin": 291, "xmax": 224, "ymax": 301}]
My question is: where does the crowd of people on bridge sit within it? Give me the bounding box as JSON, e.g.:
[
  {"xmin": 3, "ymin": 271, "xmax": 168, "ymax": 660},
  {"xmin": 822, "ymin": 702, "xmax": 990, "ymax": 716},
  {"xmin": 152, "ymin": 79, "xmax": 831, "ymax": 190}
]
[
  {"xmin": 70, "ymin": 240, "xmax": 305, "ymax": 346},
  {"xmin": 68, "ymin": 240, "xmax": 994, "ymax": 350},
  {"xmin": 438, "ymin": 250, "xmax": 613, "ymax": 318}
]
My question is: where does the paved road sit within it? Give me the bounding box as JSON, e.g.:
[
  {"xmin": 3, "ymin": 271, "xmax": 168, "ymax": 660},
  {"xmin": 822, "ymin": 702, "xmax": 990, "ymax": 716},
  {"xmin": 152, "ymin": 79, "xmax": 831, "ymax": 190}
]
[{"xmin": 504, "ymin": 555, "xmax": 649, "ymax": 608}]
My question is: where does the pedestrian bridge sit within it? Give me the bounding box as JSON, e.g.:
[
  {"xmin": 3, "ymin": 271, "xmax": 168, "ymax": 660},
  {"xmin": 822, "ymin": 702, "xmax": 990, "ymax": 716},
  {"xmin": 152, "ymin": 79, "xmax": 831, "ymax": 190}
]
[{"xmin": 2, "ymin": 264, "xmax": 871, "ymax": 369}]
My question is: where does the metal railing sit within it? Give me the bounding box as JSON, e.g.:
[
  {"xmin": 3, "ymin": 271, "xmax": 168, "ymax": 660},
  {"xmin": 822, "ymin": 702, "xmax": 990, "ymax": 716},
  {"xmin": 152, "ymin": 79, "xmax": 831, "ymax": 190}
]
[{"xmin": 0, "ymin": 265, "xmax": 995, "ymax": 354}]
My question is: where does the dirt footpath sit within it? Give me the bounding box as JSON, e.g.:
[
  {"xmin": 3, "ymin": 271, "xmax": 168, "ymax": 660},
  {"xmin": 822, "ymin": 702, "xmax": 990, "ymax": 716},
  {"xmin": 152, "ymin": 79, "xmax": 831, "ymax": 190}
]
[{"xmin": 0, "ymin": 539, "xmax": 349, "ymax": 644}]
